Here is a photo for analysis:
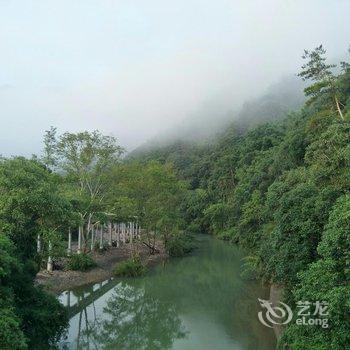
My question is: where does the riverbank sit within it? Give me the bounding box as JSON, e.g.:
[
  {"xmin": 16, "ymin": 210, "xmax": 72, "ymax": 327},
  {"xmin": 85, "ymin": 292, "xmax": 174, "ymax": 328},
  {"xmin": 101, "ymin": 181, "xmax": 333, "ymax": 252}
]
[{"xmin": 36, "ymin": 241, "xmax": 167, "ymax": 294}]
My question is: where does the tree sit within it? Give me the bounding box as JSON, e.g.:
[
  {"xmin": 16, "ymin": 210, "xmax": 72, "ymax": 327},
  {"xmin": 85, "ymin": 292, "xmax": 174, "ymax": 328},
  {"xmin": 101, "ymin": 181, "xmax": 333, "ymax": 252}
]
[
  {"xmin": 43, "ymin": 128, "xmax": 124, "ymax": 250},
  {"xmin": 298, "ymin": 45, "xmax": 345, "ymax": 119},
  {"xmin": 0, "ymin": 158, "xmax": 70, "ymax": 348},
  {"xmin": 0, "ymin": 157, "xmax": 73, "ymax": 261}
]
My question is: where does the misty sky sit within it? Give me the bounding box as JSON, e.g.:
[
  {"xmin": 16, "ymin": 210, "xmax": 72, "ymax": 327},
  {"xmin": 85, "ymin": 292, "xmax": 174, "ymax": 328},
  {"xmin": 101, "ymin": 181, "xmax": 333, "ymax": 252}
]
[{"xmin": 0, "ymin": 0, "xmax": 349, "ymax": 156}]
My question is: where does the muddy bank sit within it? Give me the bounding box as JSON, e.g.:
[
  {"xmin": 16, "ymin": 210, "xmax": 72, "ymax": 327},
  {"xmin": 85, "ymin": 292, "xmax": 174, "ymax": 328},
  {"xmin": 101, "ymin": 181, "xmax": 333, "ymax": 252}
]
[{"xmin": 36, "ymin": 241, "xmax": 167, "ymax": 294}]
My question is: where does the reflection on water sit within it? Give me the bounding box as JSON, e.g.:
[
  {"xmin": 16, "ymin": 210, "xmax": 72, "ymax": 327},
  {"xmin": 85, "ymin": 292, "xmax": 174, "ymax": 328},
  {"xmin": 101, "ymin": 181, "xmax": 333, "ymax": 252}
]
[{"xmin": 59, "ymin": 236, "xmax": 275, "ymax": 350}]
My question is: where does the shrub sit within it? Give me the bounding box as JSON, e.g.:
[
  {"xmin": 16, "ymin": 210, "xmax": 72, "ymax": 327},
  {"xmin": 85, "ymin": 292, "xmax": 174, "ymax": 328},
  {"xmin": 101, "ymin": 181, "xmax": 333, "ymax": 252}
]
[
  {"xmin": 114, "ymin": 256, "xmax": 146, "ymax": 277},
  {"xmin": 165, "ymin": 233, "xmax": 196, "ymax": 257},
  {"xmin": 67, "ymin": 253, "xmax": 97, "ymax": 271},
  {"xmin": 0, "ymin": 307, "xmax": 27, "ymax": 350}
]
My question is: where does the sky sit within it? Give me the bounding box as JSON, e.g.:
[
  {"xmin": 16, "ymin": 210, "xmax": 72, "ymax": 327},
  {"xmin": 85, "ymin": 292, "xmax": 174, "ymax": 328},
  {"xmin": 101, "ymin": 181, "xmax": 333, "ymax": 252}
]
[{"xmin": 0, "ymin": 0, "xmax": 349, "ymax": 156}]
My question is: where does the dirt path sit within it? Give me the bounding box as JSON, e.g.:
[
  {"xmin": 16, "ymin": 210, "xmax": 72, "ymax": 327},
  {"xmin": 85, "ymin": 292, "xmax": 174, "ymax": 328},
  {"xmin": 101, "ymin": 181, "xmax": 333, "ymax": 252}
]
[{"xmin": 36, "ymin": 241, "xmax": 167, "ymax": 294}]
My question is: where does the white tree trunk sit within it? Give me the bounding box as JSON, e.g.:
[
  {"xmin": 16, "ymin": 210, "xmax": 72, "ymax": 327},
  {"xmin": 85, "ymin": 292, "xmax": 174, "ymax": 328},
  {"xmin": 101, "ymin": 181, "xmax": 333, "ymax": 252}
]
[
  {"xmin": 335, "ymin": 95, "xmax": 344, "ymax": 120},
  {"xmin": 67, "ymin": 227, "xmax": 72, "ymax": 256},
  {"xmin": 99, "ymin": 225, "xmax": 103, "ymax": 250},
  {"xmin": 91, "ymin": 226, "xmax": 95, "ymax": 251},
  {"xmin": 77, "ymin": 226, "xmax": 82, "ymax": 254},
  {"xmin": 86, "ymin": 213, "xmax": 93, "ymax": 241},
  {"xmin": 47, "ymin": 240, "xmax": 53, "ymax": 272},
  {"xmin": 130, "ymin": 222, "xmax": 133, "ymax": 244},
  {"xmin": 108, "ymin": 222, "xmax": 112, "ymax": 246},
  {"xmin": 122, "ymin": 223, "xmax": 126, "ymax": 244},
  {"xmin": 37, "ymin": 234, "xmax": 41, "ymax": 253}
]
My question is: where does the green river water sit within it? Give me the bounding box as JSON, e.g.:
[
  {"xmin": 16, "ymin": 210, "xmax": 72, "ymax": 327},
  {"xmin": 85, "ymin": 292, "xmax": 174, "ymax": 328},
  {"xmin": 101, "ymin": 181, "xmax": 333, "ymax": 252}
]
[{"xmin": 59, "ymin": 236, "xmax": 276, "ymax": 350}]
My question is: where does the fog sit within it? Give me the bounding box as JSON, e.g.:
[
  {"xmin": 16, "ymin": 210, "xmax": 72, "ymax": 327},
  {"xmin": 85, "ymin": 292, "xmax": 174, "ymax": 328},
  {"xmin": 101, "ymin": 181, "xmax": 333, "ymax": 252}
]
[{"xmin": 0, "ymin": 0, "xmax": 349, "ymax": 156}]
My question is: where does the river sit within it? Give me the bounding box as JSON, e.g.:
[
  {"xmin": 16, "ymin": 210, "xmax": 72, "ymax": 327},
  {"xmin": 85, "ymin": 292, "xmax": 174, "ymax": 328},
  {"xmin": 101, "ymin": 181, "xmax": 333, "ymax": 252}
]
[{"xmin": 58, "ymin": 235, "xmax": 276, "ymax": 349}]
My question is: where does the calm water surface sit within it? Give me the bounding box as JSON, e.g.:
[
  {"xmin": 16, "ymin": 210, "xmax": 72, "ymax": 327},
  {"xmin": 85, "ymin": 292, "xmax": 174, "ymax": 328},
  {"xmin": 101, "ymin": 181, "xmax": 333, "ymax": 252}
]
[{"xmin": 59, "ymin": 236, "xmax": 276, "ymax": 350}]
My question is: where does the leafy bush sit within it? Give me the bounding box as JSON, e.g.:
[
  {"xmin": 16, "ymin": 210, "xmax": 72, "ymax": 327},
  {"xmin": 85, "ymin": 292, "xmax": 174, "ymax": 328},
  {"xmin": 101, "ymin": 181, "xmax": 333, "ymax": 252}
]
[
  {"xmin": 0, "ymin": 305, "xmax": 27, "ymax": 350},
  {"xmin": 67, "ymin": 253, "xmax": 97, "ymax": 271},
  {"xmin": 114, "ymin": 256, "xmax": 146, "ymax": 277},
  {"xmin": 165, "ymin": 233, "xmax": 196, "ymax": 257}
]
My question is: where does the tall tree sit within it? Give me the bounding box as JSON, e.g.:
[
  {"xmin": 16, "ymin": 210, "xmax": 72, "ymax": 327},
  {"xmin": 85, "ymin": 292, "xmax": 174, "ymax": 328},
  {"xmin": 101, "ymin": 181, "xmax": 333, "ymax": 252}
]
[
  {"xmin": 43, "ymin": 128, "xmax": 124, "ymax": 249},
  {"xmin": 298, "ymin": 45, "xmax": 345, "ymax": 119}
]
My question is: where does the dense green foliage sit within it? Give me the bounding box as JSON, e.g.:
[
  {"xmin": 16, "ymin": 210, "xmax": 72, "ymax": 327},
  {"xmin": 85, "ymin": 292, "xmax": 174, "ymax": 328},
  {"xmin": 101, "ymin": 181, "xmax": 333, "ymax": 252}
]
[
  {"xmin": 0, "ymin": 158, "xmax": 70, "ymax": 348},
  {"xmin": 133, "ymin": 47, "xmax": 350, "ymax": 348},
  {"xmin": 114, "ymin": 256, "xmax": 146, "ymax": 277},
  {"xmin": 0, "ymin": 235, "xmax": 27, "ymax": 350},
  {"xmin": 281, "ymin": 194, "xmax": 350, "ymax": 349},
  {"xmin": 165, "ymin": 233, "xmax": 196, "ymax": 257},
  {"xmin": 67, "ymin": 253, "xmax": 97, "ymax": 271}
]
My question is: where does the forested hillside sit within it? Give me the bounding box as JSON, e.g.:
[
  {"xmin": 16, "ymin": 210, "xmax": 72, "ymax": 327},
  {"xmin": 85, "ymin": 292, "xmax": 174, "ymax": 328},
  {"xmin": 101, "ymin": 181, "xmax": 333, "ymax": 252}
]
[{"xmin": 131, "ymin": 47, "xmax": 350, "ymax": 349}]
